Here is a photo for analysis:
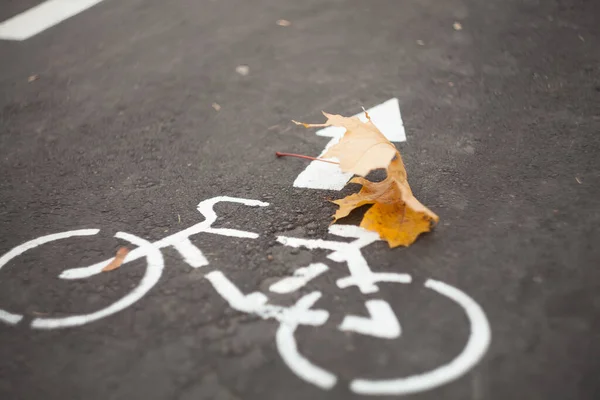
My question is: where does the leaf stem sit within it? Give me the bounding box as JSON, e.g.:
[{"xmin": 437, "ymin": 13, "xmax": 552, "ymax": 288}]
[{"xmin": 275, "ymin": 152, "xmax": 339, "ymax": 165}]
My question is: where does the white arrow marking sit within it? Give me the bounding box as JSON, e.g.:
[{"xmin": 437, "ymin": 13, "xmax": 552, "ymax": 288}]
[
  {"xmin": 339, "ymin": 299, "xmax": 401, "ymax": 339},
  {"xmin": 0, "ymin": 0, "xmax": 106, "ymax": 41},
  {"xmin": 293, "ymin": 98, "xmax": 405, "ymax": 190}
]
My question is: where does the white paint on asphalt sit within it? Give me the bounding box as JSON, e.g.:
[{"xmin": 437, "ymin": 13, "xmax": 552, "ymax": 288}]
[
  {"xmin": 278, "ymin": 225, "xmax": 412, "ymax": 294},
  {"xmin": 205, "ymin": 271, "xmax": 329, "ymax": 326},
  {"xmin": 0, "ymin": 0, "xmax": 105, "ymax": 41},
  {"xmin": 60, "ymin": 196, "xmax": 269, "ymax": 280},
  {"xmin": 0, "ymin": 229, "xmax": 99, "ymax": 273},
  {"xmin": 0, "ymin": 195, "xmax": 490, "ymax": 396},
  {"xmin": 32, "ymin": 231, "xmax": 165, "ymax": 329},
  {"xmin": 206, "ymin": 270, "xmax": 337, "ymax": 389},
  {"xmin": 350, "ymin": 279, "xmax": 492, "ymax": 396},
  {"xmin": 172, "ymin": 238, "xmax": 209, "ymax": 268},
  {"xmin": 0, "ymin": 310, "xmax": 23, "ymax": 325},
  {"xmin": 205, "ymin": 270, "xmax": 269, "ymax": 313},
  {"xmin": 269, "ymin": 263, "xmax": 329, "ymax": 293},
  {"xmin": 339, "ymin": 299, "xmax": 401, "ymax": 339},
  {"xmin": 276, "ymin": 302, "xmax": 338, "ymax": 389},
  {"xmin": 0, "ymin": 228, "xmax": 99, "ymax": 325},
  {"xmin": 0, "ymin": 196, "xmax": 268, "ymax": 328},
  {"xmin": 293, "ymin": 98, "xmax": 406, "ymax": 190}
]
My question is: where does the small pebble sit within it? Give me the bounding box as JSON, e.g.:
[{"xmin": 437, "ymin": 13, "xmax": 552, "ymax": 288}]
[{"xmin": 236, "ymin": 65, "xmax": 250, "ymax": 76}]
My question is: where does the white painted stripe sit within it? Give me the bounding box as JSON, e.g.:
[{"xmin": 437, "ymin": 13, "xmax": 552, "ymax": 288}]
[
  {"xmin": 277, "ymin": 322, "xmax": 338, "ymax": 390},
  {"xmin": 275, "ymin": 292, "xmax": 337, "ymax": 390},
  {"xmin": 0, "ymin": 0, "xmax": 106, "ymax": 41},
  {"xmin": 171, "ymin": 238, "xmax": 209, "ymax": 268},
  {"xmin": 293, "ymin": 98, "xmax": 406, "ymax": 190},
  {"xmin": 0, "ymin": 310, "xmax": 23, "ymax": 325}
]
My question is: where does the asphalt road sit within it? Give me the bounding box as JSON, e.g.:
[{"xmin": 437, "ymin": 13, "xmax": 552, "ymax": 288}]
[{"xmin": 1, "ymin": 0, "xmax": 599, "ymax": 399}]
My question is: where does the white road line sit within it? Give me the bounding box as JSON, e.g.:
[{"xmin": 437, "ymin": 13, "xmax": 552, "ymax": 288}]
[{"xmin": 0, "ymin": 0, "xmax": 106, "ymax": 41}]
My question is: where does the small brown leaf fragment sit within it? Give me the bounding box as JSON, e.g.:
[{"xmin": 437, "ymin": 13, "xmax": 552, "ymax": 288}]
[
  {"xmin": 453, "ymin": 22, "xmax": 463, "ymax": 31},
  {"xmin": 212, "ymin": 103, "xmax": 221, "ymax": 111},
  {"xmin": 28, "ymin": 75, "xmax": 39, "ymax": 83},
  {"xmin": 102, "ymin": 247, "xmax": 130, "ymax": 272},
  {"xmin": 31, "ymin": 311, "xmax": 49, "ymax": 316},
  {"xmin": 276, "ymin": 19, "xmax": 291, "ymax": 27}
]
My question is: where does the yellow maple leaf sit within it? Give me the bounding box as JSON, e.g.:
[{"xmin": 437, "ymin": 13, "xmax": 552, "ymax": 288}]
[
  {"xmin": 333, "ymin": 157, "xmax": 438, "ymax": 247},
  {"xmin": 291, "ymin": 110, "xmax": 438, "ymax": 247}
]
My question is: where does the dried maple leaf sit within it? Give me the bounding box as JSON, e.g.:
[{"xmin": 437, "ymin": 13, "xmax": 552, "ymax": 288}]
[
  {"xmin": 333, "ymin": 157, "xmax": 438, "ymax": 247},
  {"xmin": 290, "ymin": 110, "xmax": 438, "ymax": 247},
  {"xmin": 294, "ymin": 112, "xmax": 397, "ymax": 177},
  {"xmin": 102, "ymin": 247, "xmax": 130, "ymax": 272}
]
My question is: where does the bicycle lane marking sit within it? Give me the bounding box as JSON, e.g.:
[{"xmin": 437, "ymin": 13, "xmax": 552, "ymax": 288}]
[
  {"xmin": 203, "ymin": 224, "xmax": 490, "ymax": 394},
  {"xmin": 0, "ymin": 195, "xmax": 491, "ymax": 395},
  {"xmin": 0, "ymin": 197, "xmax": 269, "ymax": 328},
  {"xmin": 0, "ymin": 0, "xmax": 106, "ymax": 41},
  {"xmin": 293, "ymin": 98, "xmax": 405, "ymax": 190}
]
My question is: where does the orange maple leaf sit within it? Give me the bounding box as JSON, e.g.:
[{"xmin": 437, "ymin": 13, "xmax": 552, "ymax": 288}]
[{"xmin": 333, "ymin": 157, "xmax": 438, "ymax": 247}]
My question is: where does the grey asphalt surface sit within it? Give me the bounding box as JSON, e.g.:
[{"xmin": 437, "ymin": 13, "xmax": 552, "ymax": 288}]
[{"xmin": 1, "ymin": 0, "xmax": 599, "ymax": 399}]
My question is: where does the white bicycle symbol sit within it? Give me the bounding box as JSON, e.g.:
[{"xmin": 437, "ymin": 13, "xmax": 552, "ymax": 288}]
[{"xmin": 0, "ymin": 196, "xmax": 491, "ymax": 396}]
